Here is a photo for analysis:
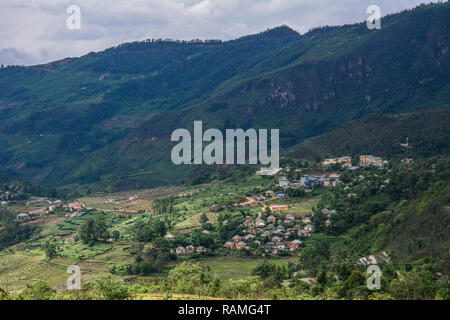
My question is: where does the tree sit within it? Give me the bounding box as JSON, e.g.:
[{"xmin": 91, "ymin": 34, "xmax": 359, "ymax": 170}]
[
  {"xmin": 80, "ymin": 218, "xmax": 95, "ymax": 244},
  {"xmin": 43, "ymin": 237, "xmax": 60, "ymax": 259},
  {"xmin": 19, "ymin": 280, "xmax": 56, "ymax": 300},
  {"xmin": 80, "ymin": 217, "xmax": 109, "ymax": 244},
  {"xmin": 92, "ymin": 274, "xmax": 132, "ymax": 300},
  {"xmin": 200, "ymin": 212, "xmax": 209, "ymax": 224},
  {"xmin": 111, "ymin": 230, "xmax": 120, "ymax": 241},
  {"xmin": 164, "ymin": 262, "xmax": 211, "ymax": 295}
]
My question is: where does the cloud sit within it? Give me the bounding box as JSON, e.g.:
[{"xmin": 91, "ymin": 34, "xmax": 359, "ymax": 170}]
[
  {"xmin": 0, "ymin": 48, "xmax": 39, "ymax": 66},
  {"xmin": 0, "ymin": 0, "xmax": 444, "ymax": 65}
]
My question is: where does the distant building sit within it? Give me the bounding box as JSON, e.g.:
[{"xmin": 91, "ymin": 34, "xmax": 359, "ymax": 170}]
[
  {"xmin": 359, "ymin": 155, "xmax": 387, "ymax": 167},
  {"xmin": 322, "ymin": 156, "xmax": 351, "ymax": 166},
  {"xmin": 255, "ymin": 219, "xmax": 266, "ymax": 228},
  {"xmin": 244, "ymin": 234, "xmax": 255, "ymax": 241},
  {"xmin": 261, "ymin": 231, "xmax": 271, "ymax": 238},
  {"xmin": 401, "ymin": 158, "xmax": 413, "ymax": 164},
  {"xmin": 223, "ymin": 241, "xmax": 234, "ymax": 249},
  {"xmin": 68, "ymin": 202, "xmax": 83, "ymax": 211},
  {"xmin": 196, "ymin": 246, "xmax": 207, "ymax": 253},
  {"xmin": 269, "ymin": 204, "xmax": 289, "ymax": 212},
  {"xmin": 235, "ymin": 241, "xmax": 247, "ymax": 250},
  {"xmin": 328, "ymin": 173, "xmax": 341, "ymax": 179},
  {"xmin": 302, "ymin": 217, "xmax": 312, "ymax": 224},
  {"xmin": 272, "ymin": 236, "xmax": 283, "ymax": 242},
  {"xmin": 248, "ymin": 226, "xmax": 257, "ymax": 234},
  {"xmin": 164, "ymin": 234, "xmax": 175, "ymax": 240},
  {"xmin": 176, "ymin": 246, "xmax": 186, "ymax": 255},
  {"xmin": 289, "ymin": 240, "xmax": 302, "ymax": 249},
  {"xmin": 232, "ymin": 235, "xmax": 242, "ymax": 243},
  {"xmin": 278, "ymin": 177, "xmax": 290, "ymax": 188},
  {"xmin": 265, "ymin": 190, "xmax": 275, "ymax": 197},
  {"xmin": 284, "ymin": 214, "xmax": 295, "ymax": 223}
]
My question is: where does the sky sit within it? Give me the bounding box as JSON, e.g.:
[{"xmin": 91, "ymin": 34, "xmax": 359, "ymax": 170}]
[{"xmin": 0, "ymin": 0, "xmax": 444, "ymax": 66}]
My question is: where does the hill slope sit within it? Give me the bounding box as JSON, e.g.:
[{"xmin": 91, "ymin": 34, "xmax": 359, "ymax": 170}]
[
  {"xmin": 289, "ymin": 108, "xmax": 450, "ymax": 161},
  {"xmin": 0, "ymin": 2, "xmax": 449, "ymax": 192}
]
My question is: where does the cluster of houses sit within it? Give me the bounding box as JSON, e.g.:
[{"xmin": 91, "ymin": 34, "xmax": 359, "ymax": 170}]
[
  {"xmin": 322, "ymin": 155, "xmax": 388, "ymax": 169},
  {"xmin": 26, "ymin": 197, "xmax": 50, "ymax": 206},
  {"xmin": 14, "ymin": 200, "xmax": 85, "ymax": 220},
  {"xmin": 0, "ymin": 184, "xmax": 23, "ymax": 202},
  {"xmin": 163, "ymin": 233, "xmax": 208, "ymax": 256},
  {"xmin": 322, "ymin": 156, "xmax": 352, "ymax": 167},
  {"xmin": 173, "ymin": 245, "xmax": 207, "ymax": 255},
  {"xmin": 222, "ymin": 213, "xmax": 315, "ymax": 256},
  {"xmin": 278, "ymin": 173, "xmax": 343, "ymax": 191},
  {"xmin": 64, "ymin": 202, "xmax": 85, "ymax": 218}
]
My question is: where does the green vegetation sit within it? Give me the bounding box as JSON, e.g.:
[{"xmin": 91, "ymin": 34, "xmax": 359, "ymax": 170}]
[
  {"xmin": 0, "ymin": 2, "xmax": 449, "ymax": 300},
  {"xmin": 0, "ymin": 3, "xmax": 449, "ymax": 193}
]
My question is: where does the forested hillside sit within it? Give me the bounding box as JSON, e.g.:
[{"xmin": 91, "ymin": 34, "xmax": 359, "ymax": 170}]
[
  {"xmin": 289, "ymin": 108, "xmax": 450, "ymax": 161},
  {"xmin": 0, "ymin": 2, "xmax": 449, "ymax": 193}
]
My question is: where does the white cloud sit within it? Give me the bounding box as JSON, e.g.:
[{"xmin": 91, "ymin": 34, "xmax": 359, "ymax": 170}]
[{"xmin": 0, "ymin": 0, "xmax": 443, "ymax": 65}]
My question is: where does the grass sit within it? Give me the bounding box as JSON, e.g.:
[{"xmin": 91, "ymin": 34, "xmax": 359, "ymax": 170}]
[
  {"xmin": 173, "ymin": 211, "xmax": 219, "ymax": 233},
  {"xmin": 194, "ymin": 256, "xmax": 296, "ymax": 280},
  {"xmin": 135, "ymin": 293, "xmax": 220, "ymax": 300},
  {"xmin": 266, "ymin": 196, "xmax": 318, "ymax": 218},
  {"xmin": 58, "ymin": 242, "xmax": 113, "ymax": 261},
  {"xmin": 0, "ymin": 251, "xmax": 68, "ymax": 292}
]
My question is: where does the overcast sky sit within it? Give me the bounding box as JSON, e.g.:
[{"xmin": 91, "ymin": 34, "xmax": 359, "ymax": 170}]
[{"xmin": 0, "ymin": 0, "xmax": 443, "ymax": 66}]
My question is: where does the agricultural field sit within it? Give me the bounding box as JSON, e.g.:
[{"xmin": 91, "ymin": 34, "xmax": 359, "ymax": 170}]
[
  {"xmin": 0, "ymin": 172, "xmax": 314, "ymax": 295},
  {"xmin": 0, "ymin": 251, "xmax": 67, "ymax": 292},
  {"xmin": 195, "ymin": 256, "xmax": 297, "ymax": 280}
]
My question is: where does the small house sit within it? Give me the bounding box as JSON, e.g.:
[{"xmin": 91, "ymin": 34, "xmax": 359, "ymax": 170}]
[
  {"xmin": 164, "ymin": 233, "xmax": 175, "ymax": 240},
  {"xmin": 244, "ymin": 234, "xmax": 255, "ymax": 240},
  {"xmin": 232, "ymin": 235, "xmax": 242, "ymax": 243},
  {"xmin": 289, "ymin": 240, "xmax": 302, "ymax": 249},
  {"xmin": 176, "ymin": 246, "xmax": 186, "ymax": 255},
  {"xmin": 272, "ymin": 236, "xmax": 283, "ymax": 242},
  {"xmin": 223, "ymin": 241, "xmax": 234, "ymax": 249},
  {"xmin": 196, "ymin": 246, "xmax": 207, "ymax": 253},
  {"xmin": 255, "ymin": 219, "xmax": 266, "ymax": 228},
  {"xmin": 269, "ymin": 204, "xmax": 288, "ymax": 212},
  {"xmin": 236, "ymin": 241, "xmax": 247, "ymax": 250}
]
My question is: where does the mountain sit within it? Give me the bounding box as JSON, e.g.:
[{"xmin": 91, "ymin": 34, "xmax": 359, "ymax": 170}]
[{"xmin": 0, "ymin": 2, "xmax": 449, "ymax": 193}]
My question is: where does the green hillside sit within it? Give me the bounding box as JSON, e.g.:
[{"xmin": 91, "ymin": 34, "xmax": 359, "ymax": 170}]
[
  {"xmin": 0, "ymin": 2, "xmax": 449, "ymax": 193},
  {"xmin": 289, "ymin": 108, "xmax": 450, "ymax": 161}
]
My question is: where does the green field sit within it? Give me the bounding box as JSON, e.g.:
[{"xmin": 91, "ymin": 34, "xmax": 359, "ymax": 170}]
[{"xmin": 194, "ymin": 256, "xmax": 297, "ymax": 280}]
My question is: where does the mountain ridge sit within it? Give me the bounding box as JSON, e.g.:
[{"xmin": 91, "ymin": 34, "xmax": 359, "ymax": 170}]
[{"xmin": 0, "ymin": 2, "xmax": 449, "ymax": 193}]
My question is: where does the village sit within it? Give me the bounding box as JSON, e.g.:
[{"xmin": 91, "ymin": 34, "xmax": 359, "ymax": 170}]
[
  {"xmin": 1, "ymin": 153, "xmax": 393, "ymax": 261},
  {"xmin": 13, "ymin": 198, "xmax": 86, "ymax": 220},
  {"xmin": 162, "ymin": 154, "xmax": 391, "ymax": 259}
]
